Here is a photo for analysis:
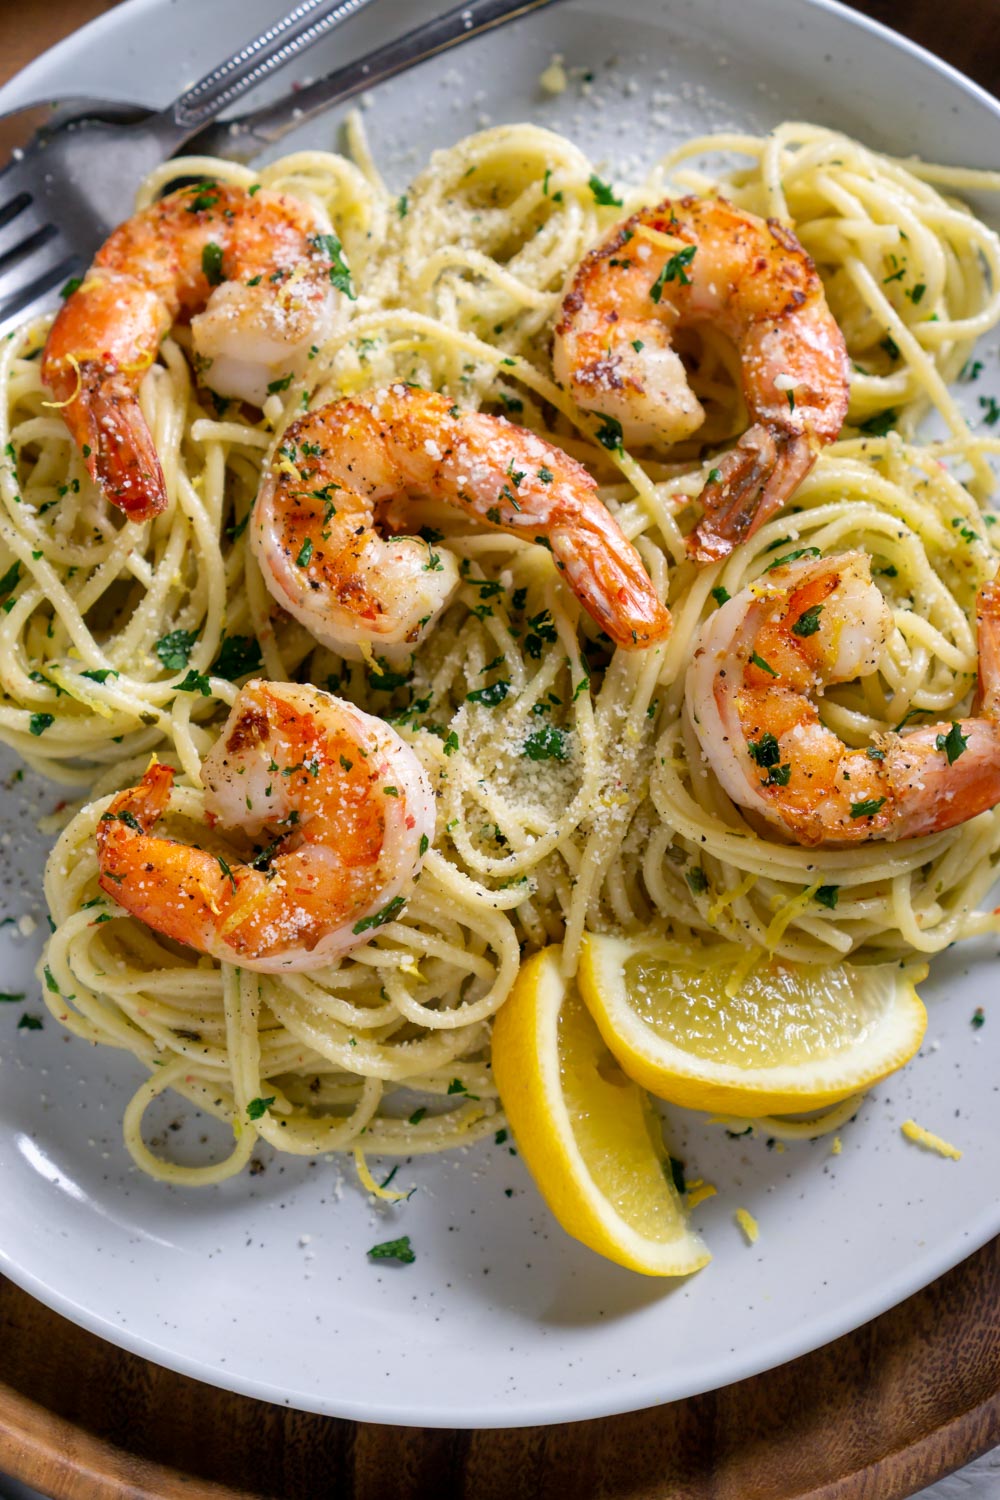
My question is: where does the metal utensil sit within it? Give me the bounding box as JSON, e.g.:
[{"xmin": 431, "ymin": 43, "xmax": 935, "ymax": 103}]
[
  {"xmin": 190, "ymin": 0, "xmax": 570, "ymax": 161},
  {"xmin": 0, "ymin": 0, "xmax": 379, "ymax": 332}
]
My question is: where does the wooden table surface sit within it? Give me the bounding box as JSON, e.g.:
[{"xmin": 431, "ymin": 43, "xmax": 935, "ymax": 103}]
[{"xmin": 0, "ymin": 2, "xmax": 998, "ymax": 1498}]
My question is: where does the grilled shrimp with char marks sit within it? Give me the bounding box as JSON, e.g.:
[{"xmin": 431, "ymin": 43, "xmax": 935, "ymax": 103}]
[
  {"xmin": 685, "ymin": 551, "xmax": 1000, "ymax": 846},
  {"xmin": 42, "ymin": 182, "xmax": 349, "ymax": 522},
  {"xmin": 553, "ymin": 196, "xmax": 850, "ymax": 562},
  {"xmin": 252, "ymin": 384, "xmax": 671, "ymax": 661},
  {"xmin": 96, "ymin": 681, "xmax": 434, "ymax": 972}
]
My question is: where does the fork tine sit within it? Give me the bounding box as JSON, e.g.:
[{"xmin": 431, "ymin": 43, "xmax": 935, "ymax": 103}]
[
  {"xmin": 0, "ymin": 250, "xmax": 82, "ymax": 340},
  {"xmin": 0, "ymin": 182, "xmax": 50, "ymax": 264}
]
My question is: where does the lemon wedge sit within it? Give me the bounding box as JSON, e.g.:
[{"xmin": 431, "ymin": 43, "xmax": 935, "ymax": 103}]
[
  {"xmin": 491, "ymin": 945, "xmax": 709, "ymax": 1277},
  {"xmin": 578, "ymin": 934, "xmax": 927, "ymax": 1117}
]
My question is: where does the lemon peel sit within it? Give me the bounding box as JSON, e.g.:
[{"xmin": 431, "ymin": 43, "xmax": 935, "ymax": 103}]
[
  {"xmin": 901, "ymin": 1119, "xmax": 962, "ymax": 1159},
  {"xmin": 578, "ymin": 933, "xmax": 927, "ymax": 1117},
  {"xmin": 491, "ymin": 945, "xmax": 708, "ymax": 1277}
]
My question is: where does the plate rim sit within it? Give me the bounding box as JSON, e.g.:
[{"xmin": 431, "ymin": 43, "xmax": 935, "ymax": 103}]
[{"xmin": 0, "ymin": 0, "xmax": 998, "ymax": 1430}]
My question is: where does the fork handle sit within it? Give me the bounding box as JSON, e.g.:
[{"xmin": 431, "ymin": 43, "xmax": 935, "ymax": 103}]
[
  {"xmin": 189, "ymin": 0, "xmax": 568, "ymax": 157},
  {"xmin": 167, "ymin": 0, "xmax": 379, "ymax": 130}
]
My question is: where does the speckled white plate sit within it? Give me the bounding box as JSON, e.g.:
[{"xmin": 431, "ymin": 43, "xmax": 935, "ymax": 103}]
[{"xmin": 0, "ymin": 0, "xmax": 998, "ymax": 1430}]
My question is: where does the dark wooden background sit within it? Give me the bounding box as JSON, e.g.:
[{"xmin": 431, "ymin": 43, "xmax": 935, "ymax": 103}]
[{"xmin": 0, "ymin": 1, "xmax": 998, "ymax": 1496}]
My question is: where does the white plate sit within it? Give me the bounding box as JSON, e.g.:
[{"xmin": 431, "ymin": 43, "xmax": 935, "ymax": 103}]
[{"xmin": 0, "ymin": 0, "xmax": 998, "ymax": 1430}]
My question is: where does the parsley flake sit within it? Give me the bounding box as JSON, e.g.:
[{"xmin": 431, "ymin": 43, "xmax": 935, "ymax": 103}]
[
  {"xmin": 935, "ymin": 721, "xmax": 969, "ymax": 764},
  {"xmin": 650, "ymin": 244, "xmax": 697, "ymax": 300},
  {"xmin": 367, "ymin": 1235, "xmax": 415, "ymax": 1264}
]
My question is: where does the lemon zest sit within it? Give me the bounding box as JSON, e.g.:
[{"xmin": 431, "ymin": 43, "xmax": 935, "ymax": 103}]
[
  {"xmin": 735, "ymin": 1207, "xmax": 759, "ymax": 1244},
  {"xmin": 901, "ymin": 1119, "xmax": 962, "ymax": 1159},
  {"xmin": 41, "ymin": 353, "xmax": 82, "ymax": 410},
  {"xmin": 708, "ymin": 871, "xmax": 758, "ymax": 923},
  {"xmin": 216, "ymin": 877, "xmax": 276, "ymax": 937},
  {"xmin": 353, "ymin": 1146, "xmax": 410, "ymax": 1201},
  {"xmin": 686, "ymin": 1181, "xmax": 717, "ymax": 1209},
  {"xmin": 764, "ymin": 883, "xmax": 820, "ymax": 951},
  {"xmin": 633, "ymin": 223, "xmax": 688, "ymax": 253},
  {"xmin": 831, "ymin": 1135, "xmax": 842, "ymax": 1155},
  {"xmin": 724, "ymin": 943, "xmax": 762, "ymax": 998}
]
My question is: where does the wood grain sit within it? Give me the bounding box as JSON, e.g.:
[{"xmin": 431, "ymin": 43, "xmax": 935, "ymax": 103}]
[
  {"xmin": 0, "ymin": 2, "xmax": 998, "ymax": 1498},
  {"xmin": 1, "ymin": 1235, "xmax": 999, "ymax": 1500}
]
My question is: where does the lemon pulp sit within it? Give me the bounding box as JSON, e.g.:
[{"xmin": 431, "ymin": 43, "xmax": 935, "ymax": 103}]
[{"xmin": 625, "ymin": 956, "xmax": 888, "ymax": 1067}]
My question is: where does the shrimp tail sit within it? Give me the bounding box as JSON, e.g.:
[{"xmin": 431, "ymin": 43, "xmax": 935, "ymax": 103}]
[
  {"xmin": 75, "ymin": 371, "xmax": 169, "ymax": 522},
  {"xmin": 96, "ymin": 762, "xmax": 176, "ymax": 902},
  {"xmin": 687, "ymin": 425, "xmax": 814, "ymax": 562},
  {"xmin": 554, "ymin": 516, "xmax": 671, "ymax": 649}
]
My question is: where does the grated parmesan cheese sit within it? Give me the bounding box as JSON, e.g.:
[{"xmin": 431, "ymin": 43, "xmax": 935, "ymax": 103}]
[
  {"xmin": 539, "ymin": 57, "xmax": 567, "ymax": 95},
  {"xmin": 900, "ymin": 1119, "xmax": 962, "ymax": 1160}
]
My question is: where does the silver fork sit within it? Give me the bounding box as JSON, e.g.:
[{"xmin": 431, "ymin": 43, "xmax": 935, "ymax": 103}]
[{"xmin": 0, "ymin": 0, "xmax": 380, "ymax": 334}]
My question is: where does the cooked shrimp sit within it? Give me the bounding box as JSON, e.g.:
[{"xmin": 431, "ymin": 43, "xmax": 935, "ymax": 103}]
[
  {"xmin": 685, "ymin": 551, "xmax": 1000, "ymax": 846},
  {"xmin": 96, "ymin": 681, "xmax": 434, "ymax": 972},
  {"xmin": 252, "ymin": 384, "xmax": 671, "ymax": 659},
  {"xmin": 552, "ymin": 196, "xmax": 850, "ymax": 562},
  {"xmin": 42, "ymin": 182, "xmax": 349, "ymax": 522}
]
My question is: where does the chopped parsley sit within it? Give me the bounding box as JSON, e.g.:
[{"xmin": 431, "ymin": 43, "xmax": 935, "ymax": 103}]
[
  {"xmin": 267, "ymin": 373, "xmax": 294, "ymax": 395},
  {"xmin": 155, "ymin": 628, "xmax": 198, "ymax": 671},
  {"xmin": 295, "ymin": 537, "xmax": 313, "ymax": 568},
  {"xmin": 80, "ymin": 668, "xmax": 118, "ymax": 684},
  {"xmin": 201, "ymin": 241, "xmax": 224, "ymax": 286},
  {"xmin": 408, "ymin": 1107, "xmax": 427, "ymax": 1125},
  {"xmin": 749, "ymin": 651, "xmax": 778, "ymax": 677},
  {"xmin": 879, "ymin": 334, "xmax": 900, "ymax": 361},
  {"xmin": 650, "ymin": 244, "xmax": 697, "ymax": 300},
  {"xmin": 686, "ymin": 868, "xmax": 708, "ymax": 896},
  {"xmin": 212, "ymin": 634, "xmax": 263, "ymax": 680},
  {"xmin": 467, "ymin": 680, "xmax": 509, "ymax": 707},
  {"xmin": 29, "ymin": 713, "xmax": 53, "ymax": 736},
  {"xmin": 186, "ymin": 185, "xmax": 220, "ymax": 213},
  {"xmin": 367, "ymin": 1235, "xmax": 415, "ymax": 1264},
  {"xmin": 310, "ymin": 232, "xmax": 356, "ymax": 299},
  {"xmin": 522, "ymin": 725, "xmax": 568, "ymax": 761},
  {"xmin": 0, "ymin": 992, "xmax": 24, "ymax": 1002},
  {"xmin": 176, "ymin": 669, "xmax": 211, "ymax": 696},
  {"xmin": 443, "ymin": 731, "xmax": 460, "ymax": 756},
  {"xmin": 215, "ymin": 854, "xmax": 237, "ymax": 892},
  {"xmin": 418, "ymin": 833, "xmax": 429, "ymax": 856},
  {"xmin": 849, "ymin": 797, "xmax": 886, "ymax": 819},
  {"xmin": 367, "ymin": 659, "xmax": 411, "ymax": 692},
  {"xmin": 747, "ymin": 733, "xmax": 781, "ymax": 768},
  {"xmin": 791, "ymin": 603, "xmax": 824, "ymax": 637},
  {"xmin": 858, "ymin": 409, "xmax": 897, "ymax": 437},
  {"xmin": 397, "ymin": 194, "xmax": 408, "ymax": 218},
  {"xmin": 814, "ymin": 885, "xmax": 840, "ymax": 909},
  {"xmin": 972, "ymin": 1007, "xmax": 985, "ymax": 1029},
  {"xmin": 18, "ymin": 1014, "xmax": 43, "ymax": 1030},
  {"xmin": 979, "ymin": 395, "xmax": 1000, "ymax": 426},
  {"xmin": 100, "ymin": 808, "xmax": 143, "ymax": 832},
  {"xmin": 594, "ymin": 413, "xmax": 624, "ymax": 453},
  {"xmin": 352, "ymin": 895, "xmax": 406, "ymax": 934},
  {"xmin": 764, "ymin": 546, "xmax": 821, "ymax": 572},
  {"xmin": 588, "ymin": 174, "xmax": 622, "ymax": 207},
  {"xmin": 710, "ymin": 585, "xmax": 730, "ymax": 607},
  {"xmin": 59, "ymin": 277, "xmax": 83, "ymax": 300},
  {"xmin": 935, "ymin": 721, "xmax": 969, "ymax": 764},
  {"xmin": 246, "ymin": 1096, "xmax": 275, "ymax": 1120}
]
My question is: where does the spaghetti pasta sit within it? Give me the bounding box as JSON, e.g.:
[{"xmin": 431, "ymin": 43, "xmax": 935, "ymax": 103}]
[{"xmin": 0, "ymin": 118, "xmax": 996, "ymax": 1182}]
